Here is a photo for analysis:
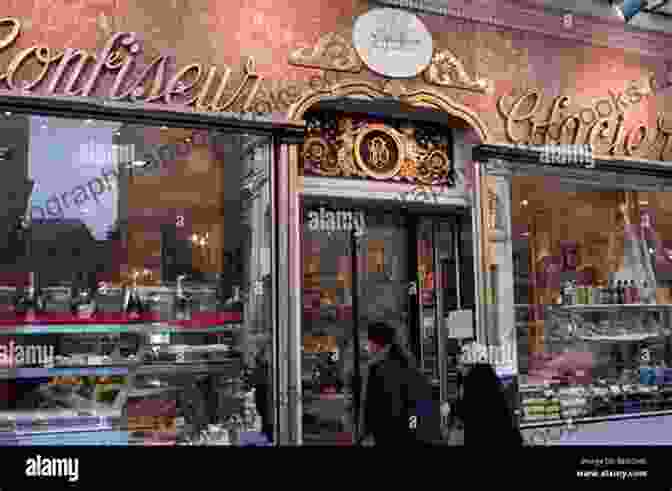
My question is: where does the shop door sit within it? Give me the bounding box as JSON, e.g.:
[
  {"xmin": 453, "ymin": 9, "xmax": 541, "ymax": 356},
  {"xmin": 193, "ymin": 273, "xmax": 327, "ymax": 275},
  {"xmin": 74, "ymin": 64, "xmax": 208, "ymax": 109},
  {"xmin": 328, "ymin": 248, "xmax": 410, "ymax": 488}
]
[
  {"xmin": 412, "ymin": 217, "xmax": 476, "ymax": 407},
  {"xmin": 300, "ymin": 205, "xmax": 475, "ymax": 444}
]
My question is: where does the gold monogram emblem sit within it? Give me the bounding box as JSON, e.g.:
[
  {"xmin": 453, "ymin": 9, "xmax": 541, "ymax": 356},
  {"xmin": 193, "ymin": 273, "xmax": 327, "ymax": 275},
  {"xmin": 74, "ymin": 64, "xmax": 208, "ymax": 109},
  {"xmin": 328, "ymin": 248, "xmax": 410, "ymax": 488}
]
[
  {"xmin": 354, "ymin": 126, "xmax": 404, "ymax": 179},
  {"xmin": 368, "ymin": 136, "xmax": 392, "ymax": 169}
]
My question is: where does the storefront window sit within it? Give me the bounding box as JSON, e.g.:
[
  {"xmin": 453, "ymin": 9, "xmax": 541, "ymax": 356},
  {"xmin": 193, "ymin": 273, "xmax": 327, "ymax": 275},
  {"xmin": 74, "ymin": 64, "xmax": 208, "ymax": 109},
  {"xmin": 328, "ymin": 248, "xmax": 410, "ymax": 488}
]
[
  {"xmin": 509, "ymin": 174, "xmax": 672, "ymax": 423},
  {"xmin": 0, "ymin": 113, "xmax": 275, "ymax": 446}
]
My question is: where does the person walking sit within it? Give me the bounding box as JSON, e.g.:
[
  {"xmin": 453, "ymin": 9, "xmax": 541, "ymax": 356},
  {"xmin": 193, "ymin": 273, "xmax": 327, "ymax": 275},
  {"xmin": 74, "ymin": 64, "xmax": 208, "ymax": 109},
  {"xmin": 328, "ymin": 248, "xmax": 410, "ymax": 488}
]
[
  {"xmin": 459, "ymin": 362, "xmax": 522, "ymax": 447},
  {"xmin": 359, "ymin": 321, "xmax": 441, "ymax": 446}
]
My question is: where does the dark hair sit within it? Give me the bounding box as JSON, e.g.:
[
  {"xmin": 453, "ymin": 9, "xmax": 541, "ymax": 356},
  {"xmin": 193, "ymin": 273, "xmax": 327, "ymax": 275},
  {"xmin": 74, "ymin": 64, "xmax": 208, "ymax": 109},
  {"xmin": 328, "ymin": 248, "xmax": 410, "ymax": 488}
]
[
  {"xmin": 367, "ymin": 321, "xmax": 397, "ymax": 347},
  {"xmin": 461, "ymin": 363, "xmax": 522, "ymax": 446},
  {"xmin": 367, "ymin": 321, "xmax": 418, "ymax": 370}
]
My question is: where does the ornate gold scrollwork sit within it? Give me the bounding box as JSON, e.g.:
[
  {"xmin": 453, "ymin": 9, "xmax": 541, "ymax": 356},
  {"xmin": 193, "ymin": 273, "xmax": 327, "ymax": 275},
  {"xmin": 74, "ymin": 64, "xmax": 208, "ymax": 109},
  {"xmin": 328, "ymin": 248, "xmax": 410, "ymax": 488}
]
[
  {"xmin": 424, "ymin": 49, "xmax": 494, "ymax": 94},
  {"xmin": 289, "ymin": 32, "xmax": 362, "ymax": 73},
  {"xmin": 302, "ymin": 136, "xmax": 340, "ymax": 176},
  {"xmin": 417, "ymin": 149, "xmax": 452, "ymax": 184},
  {"xmin": 354, "ymin": 125, "xmax": 405, "ymax": 179}
]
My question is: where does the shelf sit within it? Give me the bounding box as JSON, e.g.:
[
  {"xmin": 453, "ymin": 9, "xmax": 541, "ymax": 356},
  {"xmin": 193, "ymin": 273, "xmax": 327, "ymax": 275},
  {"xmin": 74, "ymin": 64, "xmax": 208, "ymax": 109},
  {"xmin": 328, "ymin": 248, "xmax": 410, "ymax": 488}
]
[
  {"xmin": 0, "ymin": 358, "xmax": 239, "ymax": 379},
  {"xmin": 135, "ymin": 360, "xmax": 239, "ymax": 376},
  {"xmin": 556, "ymin": 304, "xmax": 672, "ymax": 312},
  {"xmin": 0, "ymin": 324, "xmax": 240, "ymax": 335},
  {"xmin": 0, "ymin": 312, "xmax": 242, "ymax": 327},
  {"xmin": 577, "ymin": 333, "xmax": 660, "ymax": 342},
  {"xmin": 520, "ymin": 408, "xmax": 672, "ymax": 429}
]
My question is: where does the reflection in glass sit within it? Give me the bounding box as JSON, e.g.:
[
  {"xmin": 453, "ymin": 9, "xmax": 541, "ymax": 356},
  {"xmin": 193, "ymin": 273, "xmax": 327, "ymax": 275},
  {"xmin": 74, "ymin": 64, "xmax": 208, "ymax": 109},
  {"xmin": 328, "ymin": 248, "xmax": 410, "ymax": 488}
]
[{"xmin": 0, "ymin": 114, "xmax": 275, "ymax": 446}]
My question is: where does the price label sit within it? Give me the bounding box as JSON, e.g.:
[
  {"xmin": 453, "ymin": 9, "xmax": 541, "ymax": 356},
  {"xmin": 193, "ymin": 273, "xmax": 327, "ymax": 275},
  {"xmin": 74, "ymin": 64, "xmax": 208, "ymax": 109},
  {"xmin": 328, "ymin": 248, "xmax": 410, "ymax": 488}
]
[{"xmin": 150, "ymin": 333, "xmax": 170, "ymax": 345}]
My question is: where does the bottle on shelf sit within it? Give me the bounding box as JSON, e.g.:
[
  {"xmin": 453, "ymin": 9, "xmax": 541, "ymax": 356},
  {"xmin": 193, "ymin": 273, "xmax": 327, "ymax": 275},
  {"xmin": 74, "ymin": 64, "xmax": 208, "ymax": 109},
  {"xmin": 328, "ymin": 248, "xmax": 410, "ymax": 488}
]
[
  {"xmin": 631, "ymin": 280, "xmax": 640, "ymax": 304},
  {"xmin": 625, "ymin": 280, "xmax": 635, "ymax": 304},
  {"xmin": 642, "ymin": 281, "xmax": 650, "ymax": 305},
  {"xmin": 123, "ymin": 271, "xmax": 145, "ymax": 318},
  {"xmin": 608, "ymin": 280, "xmax": 618, "ymax": 305},
  {"xmin": 616, "ymin": 280, "xmax": 624, "ymax": 305},
  {"xmin": 13, "ymin": 272, "xmax": 47, "ymax": 317},
  {"xmin": 174, "ymin": 274, "xmax": 193, "ymax": 320},
  {"xmin": 70, "ymin": 287, "xmax": 98, "ymax": 319},
  {"xmin": 560, "ymin": 282, "xmax": 568, "ymax": 305},
  {"xmin": 599, "ymin": 282, "xmax": 610, "ymax": 305},
  {"xmin": 566, "ymin": 281, "xmax": 576, "ymax": 306}
]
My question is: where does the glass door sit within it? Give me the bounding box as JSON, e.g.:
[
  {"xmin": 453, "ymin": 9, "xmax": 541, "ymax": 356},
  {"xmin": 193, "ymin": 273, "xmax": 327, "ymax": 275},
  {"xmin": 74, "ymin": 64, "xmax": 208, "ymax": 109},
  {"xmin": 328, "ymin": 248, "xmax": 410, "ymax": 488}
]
[
  {"xmin": 299, "ymin": 205, "xmax": 475, "ymax": 444},
  {"xmin": 413, "ymin": 217, "xmax": 476, "ymax": 404},
  {"xmin": 300, "ymin": 204, "xmax": 409, "ymax": 445}
]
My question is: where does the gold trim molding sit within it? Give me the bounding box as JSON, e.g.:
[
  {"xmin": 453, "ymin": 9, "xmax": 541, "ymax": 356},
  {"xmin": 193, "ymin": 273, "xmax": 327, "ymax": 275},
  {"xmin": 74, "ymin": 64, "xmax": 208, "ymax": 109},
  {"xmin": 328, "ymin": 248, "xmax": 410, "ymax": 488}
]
[
  {"xmin": 288, "ymin": 32, "xmax": 362, "ymax": 73},
  {"xmin": 424, "ymin": 50, "xmax": 494, "ymax": 94},
  {"xmin": 287, "ymin": 79, "xmax": 491, "ymax": 143}
]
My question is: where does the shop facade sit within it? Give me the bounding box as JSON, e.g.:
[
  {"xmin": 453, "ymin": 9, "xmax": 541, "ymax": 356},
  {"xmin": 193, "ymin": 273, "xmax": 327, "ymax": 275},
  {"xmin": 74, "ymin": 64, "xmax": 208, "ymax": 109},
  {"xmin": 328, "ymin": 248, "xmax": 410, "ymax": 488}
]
[{"xmin": 0, "ymin": 0, "xmax": 672, "ymax": 445}]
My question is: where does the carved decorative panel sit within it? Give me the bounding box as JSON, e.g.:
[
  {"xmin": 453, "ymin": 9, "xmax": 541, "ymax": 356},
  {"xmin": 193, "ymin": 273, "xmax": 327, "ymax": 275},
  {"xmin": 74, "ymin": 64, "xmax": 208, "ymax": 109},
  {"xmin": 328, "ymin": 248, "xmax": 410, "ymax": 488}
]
[{"xmin": 301, "ymin": 112, "xmax": 455, "ymax": 186}]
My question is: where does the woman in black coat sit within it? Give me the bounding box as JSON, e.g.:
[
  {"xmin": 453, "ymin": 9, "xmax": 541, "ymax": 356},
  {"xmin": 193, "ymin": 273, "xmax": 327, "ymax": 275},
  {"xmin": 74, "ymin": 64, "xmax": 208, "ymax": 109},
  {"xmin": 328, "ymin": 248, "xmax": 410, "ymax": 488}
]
[{"xmin": 460, "ymin": 363, "xmax": 523, "ymax": 447}]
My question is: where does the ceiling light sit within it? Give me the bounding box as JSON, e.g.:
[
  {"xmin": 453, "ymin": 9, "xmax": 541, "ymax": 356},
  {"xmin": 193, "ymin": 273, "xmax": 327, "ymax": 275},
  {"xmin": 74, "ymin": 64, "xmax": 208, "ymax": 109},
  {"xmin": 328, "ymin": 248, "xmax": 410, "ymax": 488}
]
[
  {"xmin": 131, "ymin": 160, "xmax": 149, "ymax": 167},
  {"xmin": 4, "ymin": 112, "xmax": 11, "ymax": 116},
  {"xmin": 613, "ymin": 0, "xmax": 646, "ymax": 22}
]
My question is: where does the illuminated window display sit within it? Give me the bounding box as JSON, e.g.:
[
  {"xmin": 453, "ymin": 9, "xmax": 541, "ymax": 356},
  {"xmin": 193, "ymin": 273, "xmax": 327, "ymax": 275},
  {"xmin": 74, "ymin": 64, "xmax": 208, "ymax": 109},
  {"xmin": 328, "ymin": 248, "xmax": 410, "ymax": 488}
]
[
  {"xmin": 0, "ymin": 111, "xmax": 298, "ymax": 446},
  {"xmin": 476, "ymin": 146, "xmax": 672, "ymax": 440}
]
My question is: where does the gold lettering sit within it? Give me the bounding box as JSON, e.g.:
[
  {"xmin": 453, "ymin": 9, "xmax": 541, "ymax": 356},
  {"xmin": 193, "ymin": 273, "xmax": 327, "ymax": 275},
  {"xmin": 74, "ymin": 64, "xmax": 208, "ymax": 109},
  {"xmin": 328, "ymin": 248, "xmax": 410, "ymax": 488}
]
[
  {"xmin": 164, "ymin": 63, "xmax": 203, "ymax": 105},
  {"xmin": 5, "ymin": 46, "xmax": 60, "ymax": 91},
  {"xmin": 0, "ymin": 18, "xmax": 20, "ymax": 51},
  {"xmin": 114, "ymin": 55, "xmax": 169, "ymax": 101},
  {"xmin": 0, "ymin": 18, "xmax": 19, "ymax": 86},
  {"xmin": 189, "ymin": 66, "xmax": 224, "ymax": 111},
  {"xmin": 656, "ymin": 116, "xmax": 672, "ymax": 161},
  {"xmin": 242, "ymin": 75, "xmax": 264, "ymax": 112},
  {"xmin": 498, "ymin": 81, "xmax": 669, "ymax": 161},
  {"xmin": 498, "ymin": 91, "xmax": 544, "ymax": 144},
  {"xmin": 211, "ymin": 57, "xmax": 259, "ymax": 112},
  {"xmin": 81, "ymin": 32, "xmax": 139, "ymax": 97},
  {"xmin": 608, "ymin": 114, "xmax": 627, "ymax": 155},
  {"xmin": 559, "ymin": 115, "xmax": 581, "ymax": 144},
  {"xmin": 625, "ymin": 124, "xmax": 649, "ymax": 157},
  {"xmin": 46, "ymin": 49, "xmax": 95, "ymax": 95},
  {"xmin": 579, "ymin": 107, "xmax": 598, "ymax": 126},
  {"xmin": 587, "ymin": 118, "xmax": 610, "ymax": 153}
]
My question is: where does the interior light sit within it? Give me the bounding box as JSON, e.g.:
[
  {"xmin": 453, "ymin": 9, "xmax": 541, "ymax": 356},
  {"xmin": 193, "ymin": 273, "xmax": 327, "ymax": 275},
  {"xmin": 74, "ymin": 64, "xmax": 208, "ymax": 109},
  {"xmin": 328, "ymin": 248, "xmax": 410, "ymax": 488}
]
[
  {"xmin": 84, "ymin": 119, "xmax": 93, "ymax": 124},
  {"xmin": 131, "ymin": 160, "xmax": 149, "ymax": 167},
  {"xmin": 613, "ymin": 0, "xmax": 646, "ymax": 22},
  {"xmin": 521, "ymin": 200, "xmax": 528, "ymax": 207},
  {"xmin": 4, "ymin": 112, "xmax": 11, "ymax": 116}
]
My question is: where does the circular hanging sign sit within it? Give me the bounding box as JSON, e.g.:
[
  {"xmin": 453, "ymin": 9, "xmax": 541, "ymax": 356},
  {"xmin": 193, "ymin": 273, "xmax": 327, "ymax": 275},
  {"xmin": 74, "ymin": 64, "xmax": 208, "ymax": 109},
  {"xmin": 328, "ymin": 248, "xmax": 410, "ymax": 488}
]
[
  {"xmin": 354, "ymin": 125, "xmax": 405, "ymax": 179},
  {"xmin": 352, "ymin": 8, "xmax": 434, "ymax": 79}
]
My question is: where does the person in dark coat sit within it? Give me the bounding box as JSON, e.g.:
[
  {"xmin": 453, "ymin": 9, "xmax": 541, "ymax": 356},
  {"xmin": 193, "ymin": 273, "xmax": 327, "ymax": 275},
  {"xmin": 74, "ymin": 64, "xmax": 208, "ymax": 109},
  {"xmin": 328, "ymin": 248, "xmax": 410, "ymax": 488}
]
[
  {"xmin": 460, "ymin": 363, "xmax": 523, "ymax": 447},
  {"xmin": 360, "ymin": 321, "xmax": 440, "ymax": 446},
  {"xmin": 250, "ymin": 341, "xmax": 273, "ymax": 443}
]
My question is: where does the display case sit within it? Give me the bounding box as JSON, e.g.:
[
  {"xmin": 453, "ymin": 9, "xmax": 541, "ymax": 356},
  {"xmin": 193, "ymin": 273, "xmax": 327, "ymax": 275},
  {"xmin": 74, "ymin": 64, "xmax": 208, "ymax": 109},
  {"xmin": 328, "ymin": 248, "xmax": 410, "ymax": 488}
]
[
  {"xmin": 474, "ymin": 145, "xmax": 672, "ymax": 444},
  {"xmin": 0, "ymin": 286, "xmax": 270, "ymax": 446},
  {"xmin": 0, "ymin": 108, "xmax": 297, "ymax": 446}
]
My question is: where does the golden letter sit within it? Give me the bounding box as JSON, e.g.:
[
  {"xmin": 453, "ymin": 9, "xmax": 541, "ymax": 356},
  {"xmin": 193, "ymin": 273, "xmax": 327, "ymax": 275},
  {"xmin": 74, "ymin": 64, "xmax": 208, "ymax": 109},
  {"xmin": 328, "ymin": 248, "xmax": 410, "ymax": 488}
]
[{"xmin": 164, "ymin": 63, "xmax": 203, "ymax": 105}]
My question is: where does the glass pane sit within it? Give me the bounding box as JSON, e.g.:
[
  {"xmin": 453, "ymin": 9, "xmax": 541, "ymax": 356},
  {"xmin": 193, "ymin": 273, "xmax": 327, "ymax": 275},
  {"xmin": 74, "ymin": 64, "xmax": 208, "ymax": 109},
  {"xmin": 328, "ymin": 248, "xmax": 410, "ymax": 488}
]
[
  {"xmin": 510, "ymin": 175, "xmax": 672, "ymax": 424},
  {"xmin": 301, "ymin": 206, "xmax": 409, "ymax": 444},
  {"xmin": 0, "ymin": 115, "xmax": 274, "ymax": 446}
]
